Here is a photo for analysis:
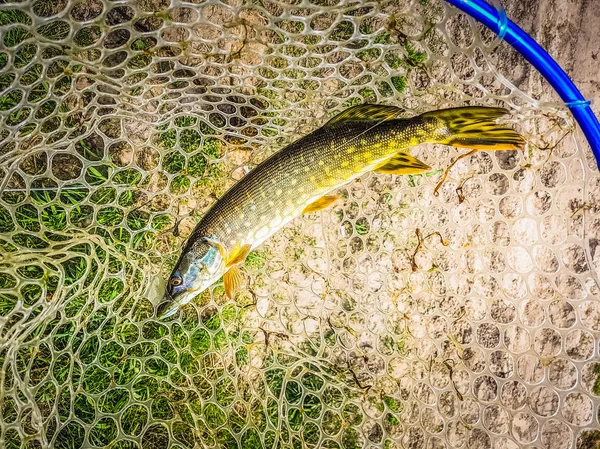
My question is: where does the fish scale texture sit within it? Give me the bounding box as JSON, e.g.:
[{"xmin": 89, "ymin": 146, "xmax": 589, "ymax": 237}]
[
  {"xmin": 200, "ymin": 119, "xmax": 423, "ymax": 249},
  {"xmin": 0, "ymin": 1, "xmax": 599, "ymax": 449}
]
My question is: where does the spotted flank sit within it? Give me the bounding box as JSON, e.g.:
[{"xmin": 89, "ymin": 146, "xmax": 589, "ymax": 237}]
[{"xmin": 157, "ymin": 104, "xmax": 525, "ymax": 318}]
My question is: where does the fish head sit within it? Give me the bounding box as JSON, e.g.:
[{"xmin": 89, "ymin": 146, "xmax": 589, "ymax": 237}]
[{"xmin": 157, "ymin": 238, "xmax": 225, "ymax": 319}]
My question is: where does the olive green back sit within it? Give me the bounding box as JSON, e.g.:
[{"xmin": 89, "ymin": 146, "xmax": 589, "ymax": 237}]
[{"xmin": 192, "ymin": 117, "xmax": 423, "ymax": 250}]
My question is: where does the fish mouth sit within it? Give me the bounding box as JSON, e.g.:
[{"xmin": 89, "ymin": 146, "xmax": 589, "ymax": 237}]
[
  {"xmin": 155, "ymin": 288, "xmax": 201, "ymax": 320},
  {"xmin": 156, "ymin": 292, "xmax": 178, "ymax": 320},
  {"xmin": 156, "ymin": 300, "xmax": 178, "ymax": 320}
]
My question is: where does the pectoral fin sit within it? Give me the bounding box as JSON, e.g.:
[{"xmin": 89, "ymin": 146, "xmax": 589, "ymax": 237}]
[
  {"xmin": 223, "ymin": 266, "xmax": 244, "ymax": 299},
  {"xmin": 302, "ymin": 195, "xmax": 340, "ymax": 213},
  {"xmin": 226, "ymin": 243, "xmax": 252, "ymax": 268},
  {"xmin": 375, "ymin": 153, "xmax": 431, "ymax": 175},
  {"xmin": 221, "ymin": 243, "xmax": 251, "ymax": 298}
]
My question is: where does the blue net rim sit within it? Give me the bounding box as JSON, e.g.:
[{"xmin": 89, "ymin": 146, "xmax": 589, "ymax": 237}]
[{"xmin": 445, "ymin": 0, "xmax": 600, "ymax": 169}]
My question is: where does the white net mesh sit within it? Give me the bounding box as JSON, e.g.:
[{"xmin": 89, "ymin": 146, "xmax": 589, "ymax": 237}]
[{"xmin": 1, "ymin": 0, "xmax": 599, "ymax": 448}]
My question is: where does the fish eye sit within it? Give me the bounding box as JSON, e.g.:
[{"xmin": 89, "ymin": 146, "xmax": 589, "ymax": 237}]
[{"xmin": 169, "ymin": 275, "xmax": 183, "ymax": 286}]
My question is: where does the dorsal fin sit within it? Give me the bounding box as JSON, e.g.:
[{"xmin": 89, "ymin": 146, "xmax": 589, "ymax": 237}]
[{"xmin": 325, "ymin": 104, "xmax": 405, "ymax": 127}]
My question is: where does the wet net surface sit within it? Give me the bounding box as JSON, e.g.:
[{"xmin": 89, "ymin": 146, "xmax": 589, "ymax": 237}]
[{"xmin": 1, "ymin": 0, "xmax": 600, "ymax": 448}]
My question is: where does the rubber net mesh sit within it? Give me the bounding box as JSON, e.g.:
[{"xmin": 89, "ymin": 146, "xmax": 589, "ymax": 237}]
[{"xmin": 1, "ymin": 0, "xmax": 600, "ymax": 448}]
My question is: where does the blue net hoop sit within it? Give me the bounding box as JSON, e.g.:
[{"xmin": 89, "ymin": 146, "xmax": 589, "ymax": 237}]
[{"xmin": 445, "ymin": 0, "xmax": 600, "ymax": 169}]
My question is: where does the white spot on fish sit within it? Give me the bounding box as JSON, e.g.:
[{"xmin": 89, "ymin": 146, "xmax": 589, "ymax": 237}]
[
  {"xmin": 269, "ymin": 216, "xmax": 282, "ymax": 228},
  {"xmin": 255, "ymin": 225, "xmax": 270, "ymax": 241}
]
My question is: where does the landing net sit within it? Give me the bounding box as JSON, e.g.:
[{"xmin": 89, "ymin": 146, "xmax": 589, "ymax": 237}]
[{"xmin": 0, "ymin": 1, "xmax": 599, "ymax": 448}]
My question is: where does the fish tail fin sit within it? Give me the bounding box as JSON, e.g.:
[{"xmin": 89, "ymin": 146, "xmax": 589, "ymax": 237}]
[{"xmin": 421, "ymin": 106, "xmax": 525, "ymax": 151}]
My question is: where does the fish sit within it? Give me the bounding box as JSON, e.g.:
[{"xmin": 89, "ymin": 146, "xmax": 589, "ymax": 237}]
[{"xmin": 157, "ymin": 104, "xmax": 525, "ymax": 318}]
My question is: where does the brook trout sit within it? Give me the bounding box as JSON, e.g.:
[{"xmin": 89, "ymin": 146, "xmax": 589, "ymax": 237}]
[{"xmin": 157, "ymin": 104, "xmax": 524, "ymax": 318}]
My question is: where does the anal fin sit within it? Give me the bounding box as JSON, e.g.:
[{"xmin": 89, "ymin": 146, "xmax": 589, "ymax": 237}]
[
  {"xmin": 302, "ymin": 195, "xmax": 340, "ymax": 213},
  {"xmin": 223, "ymin": 266, "xmax": 244, "ymax": 299},
  {"xmin": 375, "ymin": 153, "xmax": 431, "ymax": 175}
]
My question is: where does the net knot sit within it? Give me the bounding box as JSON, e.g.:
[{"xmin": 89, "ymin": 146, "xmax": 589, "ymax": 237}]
[
  {"xmin": 565, "ymin": 99, "xmax": 592, "ymax": 109},
  {"xmin": 490, "ymin": 0, "xmax": 508, "ymax": 40}
]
